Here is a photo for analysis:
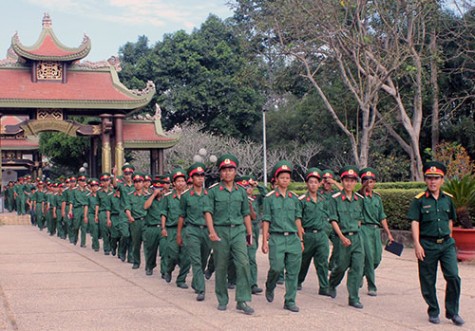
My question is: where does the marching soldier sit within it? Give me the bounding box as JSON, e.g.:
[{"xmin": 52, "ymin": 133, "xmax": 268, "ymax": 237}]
[
  {"xmin": 177, "ymin": 163, "xmax": 211, "ymax": 301},
  {"xmin": 14, "ymin": 177, "xmax": 27, "ymax": 215},
  {"xmin": 97, "ymin": 173, "xmax": 113, "ymax": 255},
  {"xmin": 204, "ymin": 154, "xmax": 255, "ymax": 315},
  {"xmin": 328, "ymin": 166, "xmax": 365, "ymax": 309},
  {"xmin": 68, "ymin": 175, "xmax": 89, "ymax": 247},
  {"xmin": 84, "ymin": 178, "xmax": 100, "ymax": 251},
  {"xmin": 297, "ymin": 168, "xmax": 331, "ymax": 296},
  {"xmin": 262, "ymin": 160, "xmax": 303, "ymax": 312},
  {"xmin": 106, "ymin": 186, "xmax": 129, "ymax": 261},
  {"xmin": 407, "ymin": 161, "xmax": 464, "ymax": 326},
  {"xmin": 358, "ymin": 167, "xmax": 394, "ymax": 297},
  {"xmin": 32, "ymin": 181, "xmax": 46, "ymax": 230},
  {"xmin": 161, "ymin": 168, "xmax": 191, "ymax": 288},
  {"xmin": 54, "ymin": 183, "xmax": 67, "ymax": 240}
]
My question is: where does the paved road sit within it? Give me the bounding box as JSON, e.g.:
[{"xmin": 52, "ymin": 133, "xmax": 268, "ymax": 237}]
[{"xmin": 0, "ymin": 215, "xmax": 473, "ymax": 331}]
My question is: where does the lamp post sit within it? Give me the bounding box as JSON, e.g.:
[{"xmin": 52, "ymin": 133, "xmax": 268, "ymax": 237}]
[
  {"xmin": 193, "ymin": 148, "xmax": 217, "ymax": 185},
  {"xmin": 262, "ymin": 108, "xmax": 268, "ymax": 187}
]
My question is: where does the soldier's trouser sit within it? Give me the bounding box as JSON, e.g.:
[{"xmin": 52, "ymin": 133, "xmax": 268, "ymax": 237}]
[
  {"xmin": 298, "ymin": 230, "xmax": 329, "ymax": 291},
  {"xmin": 329, "ymin": 232, "xmax": 364, "ymax": 304},
  {"xmin": 56, "ymin": 215, "xmax": 66, "ymax": 239},
  {"xmin": 418, "ymin": 237, "xmax": 460, "ymax": 318},
  {"xmin": 328, "ymin": 230, "xmax": 339, "ymax": 272},
  {"xmin": 212, "ymin": 225, "xmax": 252, "ymax": 306},
  {"xmin": 71, "ymin": 206, "xmax": 84, "ymax": 245},
  {"xmin": 361, "ymin": 225, "xmax": 382, "ymax": 292},
  {"xmin": 248, "ymin": 221, "xmax": 260, "ymax": 287},
  {"xmin": 17, "ymin": 195, "xmax": 26, "ymax": 215},
  {"xmin": 110, "ymin": 215, "xmax": 130, "ymax": 259},
  {"xmin": 159, "ymin": 229, "xmax": 168, "ymax": 275},
  {"xmin": 88, "ymin": 213, "xmax": 99, "ymax": 251},
  {"xmin": 46, "ymin": 210, "xmax": 55, "ymax": 235},
  {"xmin": 265, "ymin": 233, "xmax": 302, "ymax": 306},
  {"xmin": 130, "ymin": 218, "xmax": 144, "ymax": 265},
  {"xmin": 98, "ymin": 211, "xmax": 111, "ymax": 254},
  {"xmin": 35, "ymin": 203, "xmax": 44, "ymax": 229},
  {"xmin": 80, "ymin": 211, "xmax": 89, "ymax": 247},
  {"xmin": 6, "ymin": 196, "xmax": 14, "ymax": 212},
  {"xmin": 165, "ymin": 227, "xmax": 190, "ymax": 284},
  {"xmin": 184, "ymin": 225, "xmax": 211, "ymax": 294},
  {"xmin": 143, "ymin": 225, "xmax": 161, "ymax": 271}
]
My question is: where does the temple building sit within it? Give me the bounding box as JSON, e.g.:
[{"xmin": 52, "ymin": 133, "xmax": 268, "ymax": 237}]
[{"xmin": 0, "ymin": 13, "xmax": 179, "ymax": 185}]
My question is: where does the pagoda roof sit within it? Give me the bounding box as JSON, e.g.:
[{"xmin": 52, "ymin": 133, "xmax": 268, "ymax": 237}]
[
  {"xmin": 0, "ymin": 64, "xmax": 155, "ymax": 110},
  {"xmin": 11, "ymin": 13, "xmax": 91, "ymax": 62},
  {"xmin": 123, "ymin": 120, "xmax": 180, "ymax": 149},
  {"xmin": 0, "ymin": 115, "xmax": 39, "ymax": 150}
]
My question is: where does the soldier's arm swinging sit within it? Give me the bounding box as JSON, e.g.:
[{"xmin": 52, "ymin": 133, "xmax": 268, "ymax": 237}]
[{"xmin": 411, "ymin": 220, "xmax": 425, "ymax": 261}]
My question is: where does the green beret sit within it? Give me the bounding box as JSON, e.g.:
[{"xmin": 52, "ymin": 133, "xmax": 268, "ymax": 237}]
[
  {"xmin": 272, "ymin": 160, "xmax": 293, "ymax": 179},
  {"xmin": 188, "ymin": 162, "xmax": 206, "ymax": 177},
  {"xmin": 305, "ymin": 167, "xmax": 322, "ymax": 181},
  {"xmin": 423, "ymin": 161, "xmax": 446, "ymax": 177},
  {"xmin": 122, "ymin": 164, "xmax": 135, "ymax": 172},
  {"xmin": 339, "ymin": 165, "xmax": 359, "ymax": 179},
  {"xmin": 216, "ymin": 154, "xmax": 239, "ymax": 169},
  {"xmin": 170, "ymin": 168, "xmax": 188, "ymax": 181},
  {"xmin": 359, "ymin": 167, "xmax": 378, "ymax": 181}
]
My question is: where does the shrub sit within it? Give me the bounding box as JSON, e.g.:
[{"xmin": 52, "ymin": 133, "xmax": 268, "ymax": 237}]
[
  {"xmin": 377, "ymin": 189, "xmax": 421, "ymax": 230},
  {"xmin": 443, "ymin": 175, "xmax": 475, "ymax": 228}
]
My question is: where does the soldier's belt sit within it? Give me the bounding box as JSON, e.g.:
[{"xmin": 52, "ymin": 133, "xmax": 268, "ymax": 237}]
[
  {"xmin": 343, "ymin": 231, "xmax": 358, "ymax": 236},
  {"xmin": 363, "ymin": 224, "xmax": 380, "ymax": 228},
  {"xmin": 270, "ymin": 232, "xmax": 296, "ymax": 236},
  {"xmin": 304, "ymin": 228, "xmax": 321, "ymax": 233},
  {"xmin": 146, "ymin": 224, "xmax": 160, "ymax": 227},
  {"xmin": 420, "ymin": 235, "xmax": 450, "ymax": 244},
  {"xmin": 166, "ymin": 225, "xmax": 178, "ymax": 228},
  {"xmin": 188, "ymin": 223, "xmax": 207, "ymax": 229},
  {"xmin": 134, "ymin": 217, "xmax": 145, "ymax": 221},
  {"xmin": 214, "ymin": 224, "xmax": 242, "ymax": 228}
]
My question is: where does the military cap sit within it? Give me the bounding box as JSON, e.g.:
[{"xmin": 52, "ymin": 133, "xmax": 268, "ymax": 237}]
[
  {"xmin": 423, "ymin": 161, "xmax": 446, "ymax": 177},
  {"xmin": 170, "ymin": 168, "xmax": 187, "ymax": 182},
  {"xmin": 216, "ymin": 154, "xmax": 239, "ymax": 169},
  {"xmin": 359, "ymin": 167, "xmax": 378, "ymax": 181},
  {"xmin": 151, "ymin": 180, "xmax": 164, "ymax": 189},
  {"xmin": 122, "ymin": 164, "xmax": 135, "ymax": 173},
  {"xmin": 89, "ymin": 178, "xmax": 100, "ymax": 186},
  {"xmin": 37, "ymin": 181, "xmax": 44, "ymax": 186},
  {"xmin": 133, "ymin": 172, "xmax": 145, "ymax": 182},
  {"xmin": 77, "ymin": 174, "xmax": 88, "ymax": 181},
  {"xmin": 305, "ymin": 167, "xmax": 322, "ymax": 181},
  {"xmin": 69, "ymin": 176, "xmax": 77, "ymax": 181},
  {"xmin": 272, "ymin": 160, "xmax": 293, "ymax": 179},
  {"xmin": 237, "ymin": 175, "xmax": 255, "ymax": 188},
  {"xmin": 100, "ymin": 173, "xmax": 111, "ymax": 181},
  {"xmin": 339, "ymin": 165, "xmax": 359, "ymax": 179},
  {"xmin": 18, "ymin": 177, "xmax": 24, "ymax": 181},
  {"xmin": 188, "ymin": 162, "xmax": 206, "ymax": 177},
  {"xmin": 65, "ymin": 178, "xmax": 70, "ymax": 184},
  {"xmin": 156, "ymin": 174, "xmax": 171, "ymax": 184},
  {"xmin": 144, "ymin": 174, "xmax": 152, "ymax": 181},
  {"xmin": 322, "ymin": 169, "xmax": 335, "ymax": 179}
]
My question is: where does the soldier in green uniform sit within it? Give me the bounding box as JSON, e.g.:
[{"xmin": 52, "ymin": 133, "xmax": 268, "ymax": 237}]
[
  {"xmin": 262, "ymin": 161, "xmax": 303, "ymax": 312},
  {"xmin": 297, "ymin": 168, "xmax": 331, "ymax": 296},
  {"xmin": 358, "ymin": 167, "xmax": 394, "ymax": 297},
  {"xmin": 84, "ymin": 178, "xmax": 100, "ymax": 251},
  {"xmin": 328, "ymin": 166, "xmax": 365, "ymax": 309},
  {"xmin": 177, "ymin": 163, "xmax": 211, "ymax": 301},
  {"xmin": 53, "ymin": 183, "xmax": 67, "ymax": 239},
  {"xmin": 161, "ymin": 168, "xmax": 191, "ymax": 288},
  {"xmin": 5, "ymin": 182, "xmax": 15, "ymax": 212},
  {"xmin": 97, "ymin": 173, "xmax": 113, "ymax": 255},
  {"xmin": 32, "ymin": 181, "xmax": 46, "ymax": 230},
  {"xmin": 45, "ymin": 182, "xmax": 57, "ymax": 236},
  {"xmin": 68, "ymin": 175, "xmax": 89, "ymax": 246},
  {"xmin": 105, "ymin": 186, "xmax": 130, "ymax": 261},
  {"xmin": 62, "ymin": 178, "xmax": 76, "ymax": 242},
  {"xmin": 204, "ymin": 154, "xmax": 254, "ymax": 315},
  {"xmin": 407, "ymin": 162, "xmax": 464, "ymax": 326},
  {"xmin": 125, "ymin": 172, "xmax": 150, "ymax": 269},
  {"xmin": 143, "ymin": 180, "xmax": 165, "ymax": 275},
  {"xmin": 14, "ymin": 177, "xmax": 27, "ymax": 215}
]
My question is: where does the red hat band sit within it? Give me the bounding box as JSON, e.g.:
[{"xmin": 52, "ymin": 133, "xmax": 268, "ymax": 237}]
[
  {"xmin": 219, "ymin": 159, "xmax": 237, "ymax": 169},
  {"xmin": 306, "ymin": 171, "xmax": 321, "ymax": 180},
  {"xmin": 425, "ymin": 166, "xmax": 444, "ymax": 176},
  {"xmin": 341, "ymin": 169, "xmax": 358, "ymax": 179}
]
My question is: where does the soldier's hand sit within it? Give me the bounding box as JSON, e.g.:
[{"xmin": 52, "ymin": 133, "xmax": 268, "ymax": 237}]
[
  {"xmin": 161, "ymin": 228, "xmax": 168, "ymax": 238},
  {"xmin": 176, "ymin": 234, "xmax": 183, "ymax": 246},
  {"xmin": 262, "ymin": 241, "xmax": 269, "ymax": 254},
  {"xmin": 83, "ymin": 217, "xmax": 88, "ymax": 224},
  {"xmin": 341, "ymin": 237, "xmax": 351, "ymax": 247},
  {"xmin": 128, "ymin": 217, "xmax": 134, "ymax": 224},
  {"xmin": 301, "ymin": 241, "xmax": 305, "ymax": 252},
  {"xmin": 387, "ymin": 233, "xmax": 395, "ymax": 243},
  {"xmin": 208, "ymin": 232, "xmax": 221, "ymax": 242},
  {"xmin": 107, "ymin": 220, "xmax": 112, "ymax": 228},
  {"xmin": 415, "ymin": 243, "xmax": 425, "ymax": 261},
  {"xmin": 95, "ymin": 217, "xmax": 99, "ymax": 224}
]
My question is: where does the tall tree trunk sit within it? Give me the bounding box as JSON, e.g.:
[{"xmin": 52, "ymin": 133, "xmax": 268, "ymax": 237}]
[{"xmin": 430, "ymin": 28, "xmax": 440, "ymax": 151}]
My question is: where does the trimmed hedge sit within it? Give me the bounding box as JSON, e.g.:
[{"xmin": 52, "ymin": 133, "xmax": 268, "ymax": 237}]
[
  {"xmin": 376, "ymin": 189, "xmax": 422, "ymax": 231},
  {"xmin": 288, "ymin": 181, "xmax": 426, "ymax": 191}
]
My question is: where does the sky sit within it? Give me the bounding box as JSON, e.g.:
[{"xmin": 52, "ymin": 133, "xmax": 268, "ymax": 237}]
[{"xmin": 0, "ymin": 0, "xmax": 234, "ymax": 61}]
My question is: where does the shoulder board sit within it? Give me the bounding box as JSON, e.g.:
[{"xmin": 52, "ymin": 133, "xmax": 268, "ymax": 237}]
[
  {"xmin": 183, "ymin": 189, "xmax": 190, "ymax": 194},
  {"xmin": 247, "ymin": 196, "xmax": 255, "ymax": 202},
  {"xmin": 355, "ymin": 192, "xmax": 364, "ymax": 199},
  {"xmin": 266, "ymin": 190, "xmax": 276, "ymax": 197},
  {"xmin": 443, "ymin": 191, "xmax": 454, "ymax": 198},
  {"xmin": 164, "ymin": 191, "xmax": 173, "ymax": 197},
  {"xmin": 107, "ymin": 191, "xmax": 114, "ymax": 196},
  {"xmin": 289, "ymin": 191, "xmax": 298, "ymax": 197},
  {"xmin": 127, "ymin": 191, "xmax": 135, "ymax": 195},
  {"xmin": 415, "ymin": 191, "xmax": 425, "ymax": 199},
  {"xmin": 144, "ymin": 191, "xmax": 152, "ymax": 197},
  {"xmin": 72, "ymin": 187, "xmax": 78, "ymax": 190},
  {"xmin": 332, "ymin": 192, "xmax": 342, "ymax": 198},
  {"xmin": 86, "ymin": 193, "xmax": 92, "ymax": 197},
  {"xmin": 208, "ymin": 183, "xmax": 220, "ymax": 189},
  {"xmin": 299, "ymin": 194, "xmax": 306, "ymax": 200},
  {"xmin": 373, "ymin": 191, "xmax": 381, "ymax": 196}
]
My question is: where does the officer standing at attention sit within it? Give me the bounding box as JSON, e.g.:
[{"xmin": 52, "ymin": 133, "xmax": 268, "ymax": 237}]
[
  {"xmin": 358, "ymin": 167, "xmax": 394, "ymax": 297},
  {"xmin": 407, "ymin": 161, "xmax": 464, "ymax": 326},
  {"xmin": 204, "ymin": 154, "xmax": 254, "ymax": 315},
  {"xmin": 262, "ymin": 160, "xmax": 303, "ymax": 313},
  {"xmin": 328, "ymin": 166, "xmax": 365, "ymax": 309},
  {"xmin": 297, "ymin": 168, "xmax": 331, "ymax": 296},
  {"xmin": 177, "ymin": 163, "xmax": 211, "ymax": 301}
]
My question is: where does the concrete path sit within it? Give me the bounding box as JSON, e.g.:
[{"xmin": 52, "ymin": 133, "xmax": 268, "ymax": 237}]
[{"xmin": 0, "ymin": 214, "xmax": 474, "ymax": 331}]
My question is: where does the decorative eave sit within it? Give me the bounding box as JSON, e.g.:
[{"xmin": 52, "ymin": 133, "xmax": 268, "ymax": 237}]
[
  {"xmin": 123, "ymin": 114, "xmax": 181, "ymax": 149},
  {"xmin": 11, "ymin": 13, "xmax": 91, "ymax": 62}
]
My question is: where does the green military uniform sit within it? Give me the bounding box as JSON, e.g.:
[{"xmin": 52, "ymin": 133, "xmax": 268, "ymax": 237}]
[
  {"xmin": 179, "ymin": 162, "xmax": 211, "ymax": 297},
  {"xmin": 124, "ymin": 173, "xmax": 149, "ymax": 268},
  {"xmin": 5, "ymin": 183, "xmax": 15, "ymax": 212},
  {"xmin": 62, "ymin": 180, "xmax": 75, "ymax": 242},
  {"xmin": 14, "ymin": 179, "xmax": 27, "ymax": 215},
  {"xmin": 298, "ymin": 168, "xmax": 330, "ymax": 295},
  {"xmin": 97, "ymin": 173, "xmax": 113, "ymax": 255},
  {"xmin": 45, "ymin": 187, "xmax": 56, "ymax": 235},
  {"xmin": 143, "ymin": 182, "xmax": 163, "ymax": 274},
  {"xmin": 407, "ymin": 161, "xmax": 462, "ymax": 325},
  {"xmin": 161, "ymin": 168, "xmax": 191, "ymax": 287},
  {"xmin": 263, "ymin": 161, "xmax": 302, "ymax": 310},
  {"xmin": 69, "ymin": 176, "xmax": 89, "ymax": 246},
  {"xmin": 359, "ymin": 167, "xmax": 387, "ymax": 294},
  {"xmin": 54, "ymin": 186, "xmax": 66, "ymax": 239},
  {"xmin": 203, "ymin": 154, "xmax": 253, "ymax": 313},
  {"xmin": 328, "ymin": 165, "xmax": 365, "ymax": 308},
  {"xmin": 320, "ymin": 169, "xmax": 340, "ymax": 272},
  {"xmin": 85, "ymin": 179, "xmax": 100, "ymax": 251},
  {"xmin": 117, "ymin": 166, "xmax": 136, "ymax": 263},
  {"xmin": 32, "ymin": 184, "xmax": 46, "ymax": 230},
  {"xmin": 105, "ymin": 188, "xmax": 130, "ymax": 261}
]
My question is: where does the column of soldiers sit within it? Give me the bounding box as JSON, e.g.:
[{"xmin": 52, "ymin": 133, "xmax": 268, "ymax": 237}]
[{"xmin": 7, "ymin": 157, "xmax": 463, "ymax": 325}]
